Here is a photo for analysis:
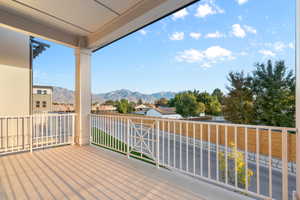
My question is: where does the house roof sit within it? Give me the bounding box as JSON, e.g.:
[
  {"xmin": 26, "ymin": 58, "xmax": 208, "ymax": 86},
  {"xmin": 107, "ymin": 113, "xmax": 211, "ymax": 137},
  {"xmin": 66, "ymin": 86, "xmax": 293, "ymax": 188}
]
[
  {"xmin": 33, "ymin": 85, "xmax": 53, "ymax": 90},
  {"xmin": 152, "ymin": 106, "xmax": 177, "ymax": 115},
  {"xmin": 0, "ymin": 0, "xmax": 198, "ymax": 50}
]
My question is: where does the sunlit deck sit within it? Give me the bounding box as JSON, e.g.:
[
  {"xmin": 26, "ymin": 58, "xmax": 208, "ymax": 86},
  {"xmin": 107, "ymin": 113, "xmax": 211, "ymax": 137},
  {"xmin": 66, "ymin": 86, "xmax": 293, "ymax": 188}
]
[{"xmin": 0, "ymin": 145, "xmax": 252, "ymax": 200}]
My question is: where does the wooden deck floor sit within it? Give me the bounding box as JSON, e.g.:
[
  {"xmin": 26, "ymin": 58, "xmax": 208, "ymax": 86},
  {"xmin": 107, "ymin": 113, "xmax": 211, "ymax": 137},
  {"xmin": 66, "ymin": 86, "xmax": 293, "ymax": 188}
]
[{"xmin": 0, "ymin": 145, "xmax": 253, "ymax": 200}]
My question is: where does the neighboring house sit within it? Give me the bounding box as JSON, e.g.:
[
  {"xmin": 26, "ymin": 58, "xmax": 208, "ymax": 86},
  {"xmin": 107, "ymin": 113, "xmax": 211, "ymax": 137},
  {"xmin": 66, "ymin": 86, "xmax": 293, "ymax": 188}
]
[
  {"xmin": 145, "ymin": 106, "xmax": 182, "ymax": 119},
  {"xmin": 52, "ymin": 103, "xmax": 74, "ymax": 112},
  {"xmin": 32, "ymin": 85, "xmax": 53, "ymax": 113},
  {"xmin": 92, "ymin": 104, "xmax": 117, "ymax": 112},
  {"xmin": 135, "ymin": 104, "xmax": 150, "ymax": 111}
]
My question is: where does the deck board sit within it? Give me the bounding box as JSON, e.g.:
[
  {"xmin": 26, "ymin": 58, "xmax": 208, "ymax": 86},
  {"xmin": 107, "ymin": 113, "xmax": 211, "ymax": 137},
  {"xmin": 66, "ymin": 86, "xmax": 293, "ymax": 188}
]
[{"xmin": 0, "ymin": 145, "xmax": 253, "ymax": 200}]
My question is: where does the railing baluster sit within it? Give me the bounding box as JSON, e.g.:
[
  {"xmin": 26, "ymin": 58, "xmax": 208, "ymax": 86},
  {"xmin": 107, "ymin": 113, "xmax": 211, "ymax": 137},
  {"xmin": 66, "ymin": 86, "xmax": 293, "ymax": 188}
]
[
  {"xmin": 268, "ymin": 128, "xmax": 272, "ymax": 197},
  {"xmin": 282, "ymin": 128, "xmax": 288, "ymax": 200},
  {"xmin": 245, "ymin": 127, "xmax": 248, "ymax": 191},
  {"xmin": 234, "ymin": 126, "xmax": 238, "ymax": 188},
  {"xmin": 180, "ymin": 121, "xmax": 182, "ymax": 170},
  {"xmin": 156, "ymin": 120, "xmax": 160, "ymax": 168},
  {"xmin": 173, "ymin": 121, "xmax": 176, "ymax": 168},
  {"xmin": 168, "ymin": 121, "xmax": 170, "ymax": 166},
  {"xmin": 140, "ymin": 119, "xmax": 143, "ymax": 158},
  {"xmin": 162, "ymin": 120, "xmax": 165, "ymax": 165},
  {"xmin": 256, "ymin": 128, "xmax": 260, "ymax": 195},
  {"xmin": 225, "ymin": 125, "xmax": 228, "ymax": 184},
  {"xmin": 193, "ymin": 122, "xmax": 196, "ymax": 176},
  {"xmin": 216, "ymin": 125, "xmax": 219, "ymax": 182},
  {"xmin": 200, "ymin": 124, "xmax": 203, "ymax": 177},
  {"xmin": 208, "ymin": 124, "xmax": 211, "ymax": 179},
  {"xmin": 30, "ymin": 116, "xmax": 33, "ymax": 152},
  {"xmin": 186, "ymin": 122, "xmax": 188, "ymax": 172},
  {"xmin": 127, "ymin": 119, "xmax": 130, "ymax": 158}
]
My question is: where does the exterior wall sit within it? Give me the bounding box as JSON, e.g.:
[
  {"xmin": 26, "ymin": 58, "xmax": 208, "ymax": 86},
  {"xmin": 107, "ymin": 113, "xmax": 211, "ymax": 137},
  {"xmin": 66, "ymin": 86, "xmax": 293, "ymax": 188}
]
[
  {"xmin": 32, "ymin": 94, "xmax": 52, "ymax": 113},
  {"xmin": 146, "ymin": 109, "xmax": 182, "ymax": 119},
  {"xmin": 146, "ymin": 109, "xmax": 162, "ymax": 117},
  {"xmin": 32, "ymin": 86, "xmax": 53, "ymax": 113},
  {"xmin": 33, "ymin": 87, "xmax": 52, "ymax": 95},
  {"xmin": 160, "ymin": 114, "xmax": 182, "ymax": 119},
  {"xmin": 0, "ymin": 27, "xmax": 30, "ymax": 116}
]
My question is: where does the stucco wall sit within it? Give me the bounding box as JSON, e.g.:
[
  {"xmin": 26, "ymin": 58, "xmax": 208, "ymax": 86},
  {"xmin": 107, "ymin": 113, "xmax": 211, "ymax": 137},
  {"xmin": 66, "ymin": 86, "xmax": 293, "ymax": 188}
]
[
  {"xmin": 32, "ymin": 94, "xmax": 52, "ymax": 113},
  {"xmin": 0, "ymin": 27, "xmax": 30, "ymax": 116}
]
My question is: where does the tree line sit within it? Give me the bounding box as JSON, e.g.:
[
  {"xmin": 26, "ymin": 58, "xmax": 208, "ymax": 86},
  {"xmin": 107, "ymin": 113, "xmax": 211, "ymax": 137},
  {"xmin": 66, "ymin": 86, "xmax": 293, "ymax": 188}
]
[{"xmin": 168, "ymin": 60, "xmax": 295, "ymax": 127}]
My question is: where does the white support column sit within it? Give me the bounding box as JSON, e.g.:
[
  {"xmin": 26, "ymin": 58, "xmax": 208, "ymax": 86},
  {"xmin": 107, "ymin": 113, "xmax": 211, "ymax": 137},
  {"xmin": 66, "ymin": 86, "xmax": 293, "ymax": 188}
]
[
  {"xmin": 296, "ymin": 0, "xmax": 300, "ymax": 199},
  {"xmin": 75, "ymin": 48, "xmax": 91, "ymax": 146}
]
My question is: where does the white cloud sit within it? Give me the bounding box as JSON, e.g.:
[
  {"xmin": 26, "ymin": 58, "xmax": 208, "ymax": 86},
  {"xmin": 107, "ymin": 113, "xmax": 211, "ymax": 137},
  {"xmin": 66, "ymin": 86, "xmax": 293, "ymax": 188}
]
[
  {"xmin": 169, "ymin": 32, "xmax": 184, "ymax": 40},
  {"xmin": 172, "ymin": 8, "xmax": 188, "ymax": 20},
  {"xmin": 189, "ymin": 32, "xmax": 201, "ymax": 40},
  {"xmin": 288, "ymin": 42, "xmax": 294, "ymax": 49},
  {"xmin": 236, "ymin": 0, "xmax": 249, "ymax": 5},
  {"xmin": 139, "ymin": 29, "xmax": 147, "ymax": 35},
  {"xmin": 259, "ymin": 50, "xmax": 276, "ymax": 57},
  {"xmin": 273, "ymin": 41, "xmax": 286, "ymax": 51},
  {"xmin": 244, "ymin": 25, "xmax": 257, "ymax": 34},
  {"xmin": 263, "ymin": 41, "xmax": 294, "ymax": 52},
  {"xmin": 195, "ymin": 1, "xmax": 224, "ymax": 18},
  {"xmin": 176, "ymin": 46, "xmax": 234, "ymax": 68},
  {"xmin": 176, "ymin": 49, "xmax": 204, "ymax": 63},
  {"xmin": 205, "ymin": 31, "xmax": 225, "ymax": 38},
  {"xmin": 231, "ymin": 24, "xmax": 246, "ymax": 38},
  {"xmin": 239, "ymin": 51, "xmax": 248, "ymax": 56}
]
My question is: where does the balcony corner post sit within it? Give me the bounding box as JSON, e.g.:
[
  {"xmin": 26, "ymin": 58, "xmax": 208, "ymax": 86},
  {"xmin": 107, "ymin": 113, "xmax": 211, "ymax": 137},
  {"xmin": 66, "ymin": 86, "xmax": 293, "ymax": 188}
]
[{"xmin": 74, "ymin": 48, "xmax": 92, "ymax": 146}]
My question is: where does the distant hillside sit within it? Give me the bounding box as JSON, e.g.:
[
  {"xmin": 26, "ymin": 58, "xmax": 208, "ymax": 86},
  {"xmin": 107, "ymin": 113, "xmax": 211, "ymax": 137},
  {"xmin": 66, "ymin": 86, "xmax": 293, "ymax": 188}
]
[
  {"xmin": 53, "ymin": 87, "xmax": 74, "ymax": 104},
  {"xmin": 52, "ymin": 87, "xmax": 176, "ymax": 104}
]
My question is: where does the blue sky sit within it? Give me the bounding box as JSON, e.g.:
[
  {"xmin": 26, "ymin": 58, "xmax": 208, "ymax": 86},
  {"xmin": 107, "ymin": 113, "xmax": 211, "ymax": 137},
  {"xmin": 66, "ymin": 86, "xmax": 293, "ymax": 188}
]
[{"xmin": 33, "ymin": 0, "xmax": 295, "ymax": 94}]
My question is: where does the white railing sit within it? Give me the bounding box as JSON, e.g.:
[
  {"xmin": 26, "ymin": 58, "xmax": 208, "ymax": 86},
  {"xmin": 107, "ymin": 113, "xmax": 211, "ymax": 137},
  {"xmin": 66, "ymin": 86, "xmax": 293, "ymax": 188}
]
[
  {"xmin": 0, "ymin": 113, "xmax": 75, "ymax": 155},
  {"xmin": 91, "ymin": 114, "xmax": 296, "ymax": 200}
]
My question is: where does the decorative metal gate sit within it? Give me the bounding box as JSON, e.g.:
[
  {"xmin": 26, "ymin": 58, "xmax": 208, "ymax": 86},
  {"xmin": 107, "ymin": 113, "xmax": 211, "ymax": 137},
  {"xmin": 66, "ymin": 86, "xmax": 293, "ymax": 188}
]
[{"xmin": 127, "ymin": 119, "xmax": 159, "ymax": 164}]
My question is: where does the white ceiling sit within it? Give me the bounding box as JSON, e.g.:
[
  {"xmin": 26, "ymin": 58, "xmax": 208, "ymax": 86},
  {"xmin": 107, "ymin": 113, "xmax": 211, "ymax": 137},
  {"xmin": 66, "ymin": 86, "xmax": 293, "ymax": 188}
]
[{"xmin": 0, "ymin": 0, "xmax": 198, "ymax": 50}]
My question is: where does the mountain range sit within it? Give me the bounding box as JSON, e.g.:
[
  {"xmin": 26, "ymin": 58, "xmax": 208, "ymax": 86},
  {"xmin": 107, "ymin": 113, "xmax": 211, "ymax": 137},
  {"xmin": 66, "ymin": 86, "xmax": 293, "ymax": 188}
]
[{"xmin": 53, "ymin": 87, "xmax": 176, "ymax": 104}]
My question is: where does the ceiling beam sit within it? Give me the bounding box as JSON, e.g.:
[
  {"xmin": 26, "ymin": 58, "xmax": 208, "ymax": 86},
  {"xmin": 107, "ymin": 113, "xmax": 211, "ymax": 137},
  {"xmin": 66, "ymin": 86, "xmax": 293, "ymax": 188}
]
[{"xmin": 0, "ymin": 9, "xmax": 81, "ymax": 48}]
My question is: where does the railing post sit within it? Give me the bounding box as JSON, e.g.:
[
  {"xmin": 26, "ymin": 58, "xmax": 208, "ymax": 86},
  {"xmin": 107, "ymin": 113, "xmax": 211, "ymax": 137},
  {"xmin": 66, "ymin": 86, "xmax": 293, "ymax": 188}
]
[
  {"xmin": 72, "ymin": 114, "xmax": 75, "ymax": 145},
  {"xmin": 30, "ymin": 115, "xmax": 33, "ymax": 153},
  {"xmin": 282, "ymin": 129, "xmax": 288, "ymax": 200},
  {"xmin": 156, "ymin": 120, "xmax": 160, "ymax": 168},
  {"xmin": 127, "ymin": 119, "xmax": 130, "ymax": 158},
  {"xmin": 89, "ymin": 114, "xmax": 91, "ymax": 145}
]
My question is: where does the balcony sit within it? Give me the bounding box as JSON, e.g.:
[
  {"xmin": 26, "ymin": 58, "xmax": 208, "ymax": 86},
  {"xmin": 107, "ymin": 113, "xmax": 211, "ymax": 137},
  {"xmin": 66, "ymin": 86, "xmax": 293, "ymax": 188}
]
[
  {"xmin": 0, "ymin": 113, "xmax": 296, "ymax": 200},
  {"xmin": 0, "ymin": 144, "xmax": 253, "ymax": 200}
]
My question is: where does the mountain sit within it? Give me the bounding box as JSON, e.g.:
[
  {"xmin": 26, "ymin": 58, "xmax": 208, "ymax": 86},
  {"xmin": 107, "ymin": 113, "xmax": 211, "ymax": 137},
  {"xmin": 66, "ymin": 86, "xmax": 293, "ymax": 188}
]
[
  {"xmin": 53, "ymin": 87, "xmax": 74, "ymax": 104},
  {"xmin": 52, "ymin": 87, "xmax": 176, "ymax": 104}
]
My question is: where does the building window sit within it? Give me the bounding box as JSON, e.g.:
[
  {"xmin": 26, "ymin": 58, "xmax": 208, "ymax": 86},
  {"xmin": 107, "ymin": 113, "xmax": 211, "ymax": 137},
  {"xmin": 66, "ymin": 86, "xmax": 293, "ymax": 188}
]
[
  {"xmin": 43, "ymin": 90, "xmax": 47, "ymax": 94},
  {"xmin": 42, "ymin": 101, "xmax": 47, "ymax": 108},
  {"xmin": 36, "ymin": 101, "xmax": 40, "ymax": 108},
  {"xmin": 37, "ymin": 90, "xmax": 42, "ymax": 94}
]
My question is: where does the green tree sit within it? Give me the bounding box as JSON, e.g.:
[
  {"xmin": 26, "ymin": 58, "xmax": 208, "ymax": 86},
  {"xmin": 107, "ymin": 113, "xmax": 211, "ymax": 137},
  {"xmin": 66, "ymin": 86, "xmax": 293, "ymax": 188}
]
[
  {"xmin": 223, "ymin": 71, "xmax": 255, "ymax": 124},
  {"xmin": 155, "ymin": 98, "xmax": 169, "ymax": 107},
  {"xmin": 137, "ymin": 99, "xmax": 143, "ymax": 105},
  {"xmin": 252, "ymin": 60, "xmax": 295, "ymax": 127},
  {"xmin": 197, "ymin": 92, "xmax": 222, "ymax": 115},
  {"xmin": 212, "ymin": 88, "xmax": 225, "ymax": 104},
  {"xmin": 104, "ymin": 100, "xmax": 115, "ymax": 105},
  {"xmin": 174, "ymin": 92, "xmax": 205, "ymax": 118},
  {"xmin": 116, "ymin": 99, "xmax": 134, "ymax": 114}
]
